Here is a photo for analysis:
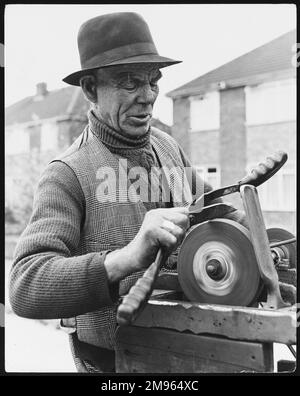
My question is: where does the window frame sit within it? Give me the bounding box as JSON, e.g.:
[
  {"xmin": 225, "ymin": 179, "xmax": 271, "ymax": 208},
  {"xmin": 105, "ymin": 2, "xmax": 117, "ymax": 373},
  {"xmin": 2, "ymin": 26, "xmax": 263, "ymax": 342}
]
[
  {"xmin": 245, "ymin": 78, "xmax": 296, "ymax": 126},
  {"xmin": 5, "ymin": 126, "xmax": 30, "ymax": 155},
  {"xmin": 40, "ymin": 122, "xmax": 58, "ymax": 151},
  {"xmin": 189, "ymin": 91, "xmax": 220, "ymax": 132},
  {"xmin": 193, "ymin": 164, "xmax": 221, "ymax": 190},
  {"xmin": 247, "ymin": 163, "xmax": 296, "ymax": 212}
]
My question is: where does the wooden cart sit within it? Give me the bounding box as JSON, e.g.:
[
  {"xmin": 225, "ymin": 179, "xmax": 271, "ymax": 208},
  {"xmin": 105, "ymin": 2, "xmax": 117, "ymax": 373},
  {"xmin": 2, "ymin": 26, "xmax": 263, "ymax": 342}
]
[{"xmin": 115, "ymin": 289, "xmax": 296, "ymax": 373}]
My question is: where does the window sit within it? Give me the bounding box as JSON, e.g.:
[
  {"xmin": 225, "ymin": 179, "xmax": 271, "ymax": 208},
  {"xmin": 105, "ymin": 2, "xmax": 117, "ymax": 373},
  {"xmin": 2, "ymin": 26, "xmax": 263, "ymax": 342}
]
[
  {"xmin": 5, "ymin": 177, "xmax": 14, "ymax": 206},
  {"xmin": 248, "ymin": 164, "xmax": 296, "ymax": 211},
  {"xmin": 245, "ymin": 79, "xmax": 296, "ymax": 125},
  {"xmin": 5, "ymin": 177, "xmax": 24, "ymax": 207},
  {"xmin": 194, "ymin": 165, "xmax": 220, "ymax": 190},
  {"xmin": 282, "ymin": 173, "xmax": 296, "ymax": 209},
  {"xmin": 40, "ymin": 122, "xmax": 58, "ymax": 151},
  {"xmin": 190, "ymin": 91, "xmax": 220, "ymax": 132},
  {"xmin": 29, "ymin": 125, "xmax": 41, "ymax": 152},
  {"xmin": 5, "ymin": 127, "xmax": 30, "ymax": 155}
]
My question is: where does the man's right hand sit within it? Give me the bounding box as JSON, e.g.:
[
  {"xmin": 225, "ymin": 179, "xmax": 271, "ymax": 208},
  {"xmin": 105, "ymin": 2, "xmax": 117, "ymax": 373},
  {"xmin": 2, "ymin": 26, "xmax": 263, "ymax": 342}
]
[
  {"xmin": 104, "ymin": 207, "xmax": 190, "ymax": 283},
  {"xmin": 128, "ymin": 207, "xmax": 190, "ymax": 270}
]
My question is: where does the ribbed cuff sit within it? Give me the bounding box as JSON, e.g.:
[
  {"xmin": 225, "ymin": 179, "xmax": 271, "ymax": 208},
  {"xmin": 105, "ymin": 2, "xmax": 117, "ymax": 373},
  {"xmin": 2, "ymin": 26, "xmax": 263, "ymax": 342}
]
[{"xmin": 87, "ymin": 250, "xmax": 119, "ymax": 307}]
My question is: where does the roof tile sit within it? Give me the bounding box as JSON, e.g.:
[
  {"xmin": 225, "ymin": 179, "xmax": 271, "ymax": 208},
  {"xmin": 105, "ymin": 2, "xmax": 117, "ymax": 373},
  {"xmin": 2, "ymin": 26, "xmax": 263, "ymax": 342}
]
[
  {"xmin": 5, "ymin": 86, "xmax": 90, "ymax": 126},
  {"xmin": 168, "ymin": 30, "xmax": 296, "ymax": 98}
]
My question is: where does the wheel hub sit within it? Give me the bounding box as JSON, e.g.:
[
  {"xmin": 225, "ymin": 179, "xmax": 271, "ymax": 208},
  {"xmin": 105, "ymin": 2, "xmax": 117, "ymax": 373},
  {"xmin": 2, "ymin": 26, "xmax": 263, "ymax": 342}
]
[{"xmin": 177, "ymin": 219, "xmax": 263, "ymax": 306}]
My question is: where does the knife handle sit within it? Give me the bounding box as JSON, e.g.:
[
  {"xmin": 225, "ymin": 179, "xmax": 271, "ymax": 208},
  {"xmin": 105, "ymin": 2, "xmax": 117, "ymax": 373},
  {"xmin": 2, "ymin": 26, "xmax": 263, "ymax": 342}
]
[
  {"xmin": 116, "ymin": 248, "xmax": 165, "ymax": 326},
  {"xmin": 238, "ymin": 151, "xmax": 287, "ymax": 187}
]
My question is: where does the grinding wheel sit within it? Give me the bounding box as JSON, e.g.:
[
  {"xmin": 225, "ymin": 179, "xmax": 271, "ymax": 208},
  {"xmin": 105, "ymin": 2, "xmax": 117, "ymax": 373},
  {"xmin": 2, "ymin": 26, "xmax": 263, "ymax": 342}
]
[{"xmin": 177, "ymin": 219, "xmax": 263, "ymax": 306}]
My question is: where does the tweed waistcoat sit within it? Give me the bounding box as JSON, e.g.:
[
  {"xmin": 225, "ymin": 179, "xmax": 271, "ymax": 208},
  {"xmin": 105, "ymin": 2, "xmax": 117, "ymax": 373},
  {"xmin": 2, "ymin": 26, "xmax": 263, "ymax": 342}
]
[{"xmin": 52, "ymin": 125, "xmax": 192, "ymax": 349}]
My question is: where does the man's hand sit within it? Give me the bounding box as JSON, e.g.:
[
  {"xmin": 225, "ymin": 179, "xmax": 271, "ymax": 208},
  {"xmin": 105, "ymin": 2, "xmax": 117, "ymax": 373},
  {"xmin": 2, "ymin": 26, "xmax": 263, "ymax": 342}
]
[
  {"xmin": 129, "ymin": 207, "xmax": 190, "ymax": 270},
  {"xmin": 104, "ymin": 207, "xmax": 189, "ymax": 283}
]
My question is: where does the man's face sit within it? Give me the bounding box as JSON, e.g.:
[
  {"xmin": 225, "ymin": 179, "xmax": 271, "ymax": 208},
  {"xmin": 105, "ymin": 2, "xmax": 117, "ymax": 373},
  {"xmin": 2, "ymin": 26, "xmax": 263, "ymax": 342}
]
[{"xmin": 94, "ymin": 65, "xmax": 162, "ymax": 136}]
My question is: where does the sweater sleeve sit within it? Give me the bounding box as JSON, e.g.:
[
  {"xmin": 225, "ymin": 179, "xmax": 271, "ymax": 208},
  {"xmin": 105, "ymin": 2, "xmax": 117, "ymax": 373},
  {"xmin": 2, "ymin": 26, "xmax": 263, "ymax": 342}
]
[{"xmin": 9, "ymin": 161, "xmax": 118, "ymax": 320}]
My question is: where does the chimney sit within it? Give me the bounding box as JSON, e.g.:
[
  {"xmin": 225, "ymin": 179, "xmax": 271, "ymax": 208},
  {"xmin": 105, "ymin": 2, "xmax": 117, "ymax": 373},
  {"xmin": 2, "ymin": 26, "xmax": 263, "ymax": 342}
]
[{"xmin": 35, "ymin": 82, "xmax": 48, "ymax": 100}]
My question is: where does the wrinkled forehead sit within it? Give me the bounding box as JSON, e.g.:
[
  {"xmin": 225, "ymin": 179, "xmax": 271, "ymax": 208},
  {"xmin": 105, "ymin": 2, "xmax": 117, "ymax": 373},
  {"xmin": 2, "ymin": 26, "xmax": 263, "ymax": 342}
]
[{"xmin": 96, "ymin": 63, "xmax": 161, "ymax": 78}]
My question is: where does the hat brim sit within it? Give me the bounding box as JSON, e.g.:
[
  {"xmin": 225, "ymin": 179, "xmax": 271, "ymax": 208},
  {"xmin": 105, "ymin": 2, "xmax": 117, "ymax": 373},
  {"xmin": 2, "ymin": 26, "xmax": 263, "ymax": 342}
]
[{"xmin": 62, "ymin": 54, "xmax": 181, "ymax": 86}]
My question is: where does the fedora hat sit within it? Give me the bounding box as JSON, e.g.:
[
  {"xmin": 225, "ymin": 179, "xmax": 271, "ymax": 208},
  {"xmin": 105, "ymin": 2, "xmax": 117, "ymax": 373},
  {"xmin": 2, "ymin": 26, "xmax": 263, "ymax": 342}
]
[{"xmin": 63, "ymin": 12, "xmax": 181, "ymax": 86}]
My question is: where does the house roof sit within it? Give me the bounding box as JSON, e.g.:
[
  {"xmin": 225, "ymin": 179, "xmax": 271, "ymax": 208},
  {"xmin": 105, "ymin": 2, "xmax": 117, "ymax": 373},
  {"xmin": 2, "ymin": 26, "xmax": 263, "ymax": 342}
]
[
  {"xmin": 5, "ymin": 85, "xmax": 172, "ymax": 133},
  {"xmin": 151, "ymin": 118, "xmax": 171, "ymax": 134},
  {"xmin": 167, "ymin": 29, "xmax": 296, "ymax": 98},
  {"xmin": 5, "ymin": 86, "xmax": 90, "ymax": 126}
]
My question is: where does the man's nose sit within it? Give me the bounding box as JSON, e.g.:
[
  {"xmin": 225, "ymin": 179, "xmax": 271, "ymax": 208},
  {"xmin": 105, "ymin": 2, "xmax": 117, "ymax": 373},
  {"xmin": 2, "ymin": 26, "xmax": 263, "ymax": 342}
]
[{"xmin": 136, "ymin": 83, "xmax": 158, "ymax": 105}]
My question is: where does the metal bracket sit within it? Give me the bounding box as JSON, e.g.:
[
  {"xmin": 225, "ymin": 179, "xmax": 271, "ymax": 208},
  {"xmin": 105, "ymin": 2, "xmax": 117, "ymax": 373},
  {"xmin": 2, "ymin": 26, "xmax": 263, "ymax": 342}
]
[{"xmin": 240, "ymin": 185, "xmax": 287, "ymax": 310}]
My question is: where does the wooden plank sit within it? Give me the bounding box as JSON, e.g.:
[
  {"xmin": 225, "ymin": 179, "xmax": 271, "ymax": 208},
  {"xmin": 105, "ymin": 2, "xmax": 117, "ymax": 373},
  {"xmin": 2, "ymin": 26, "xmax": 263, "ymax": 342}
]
[
  {"xmin": 115, "ymin": 326, "xmax": 273, "ymax": 373},
  {"xmin": 134, "ymin": 300, "xmax": 296, "ymax": 344}
]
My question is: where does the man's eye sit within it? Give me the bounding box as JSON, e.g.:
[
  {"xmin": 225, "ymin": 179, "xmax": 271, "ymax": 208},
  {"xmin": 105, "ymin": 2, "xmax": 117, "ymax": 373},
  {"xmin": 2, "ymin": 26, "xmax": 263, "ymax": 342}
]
[
  {"xmin": 125, "ymin": 80, "xmax": 137, "ymax": 89},
  {"xmin": 118, "ymin": 77, "xmax": 137, "ymax": 90},
  {"xmin": 114, "ymin": 71, "xmax": 161, "ymax": 90}
]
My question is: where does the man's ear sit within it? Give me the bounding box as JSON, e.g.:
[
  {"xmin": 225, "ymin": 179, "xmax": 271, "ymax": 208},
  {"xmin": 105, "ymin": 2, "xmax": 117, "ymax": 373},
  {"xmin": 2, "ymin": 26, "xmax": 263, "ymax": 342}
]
[{"xmin": 80, "ymin": 75, "xmax": 98, "ymax": 103}]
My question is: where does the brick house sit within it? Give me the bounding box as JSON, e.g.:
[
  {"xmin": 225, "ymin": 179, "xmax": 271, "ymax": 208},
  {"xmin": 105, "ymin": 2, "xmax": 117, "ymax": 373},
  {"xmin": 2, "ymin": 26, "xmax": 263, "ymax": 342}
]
[
  {"xmin": 5, "ymin": 83, "xmax": 89, "ymax": 216},
  {"xmin": 5, "ymin": 82, "xmax": 171, "ymax": 222},
  {"xmin": 167, "ymin": 30, "xmax": 296, "ymax": 233}
]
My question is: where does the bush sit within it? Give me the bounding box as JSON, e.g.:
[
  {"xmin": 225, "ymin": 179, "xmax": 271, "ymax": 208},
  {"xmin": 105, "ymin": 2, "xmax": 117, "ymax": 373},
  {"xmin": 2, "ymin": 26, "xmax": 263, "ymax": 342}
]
[{"xmin": 5, "ymin": 205, "xmax": 17, "ymax": 224}]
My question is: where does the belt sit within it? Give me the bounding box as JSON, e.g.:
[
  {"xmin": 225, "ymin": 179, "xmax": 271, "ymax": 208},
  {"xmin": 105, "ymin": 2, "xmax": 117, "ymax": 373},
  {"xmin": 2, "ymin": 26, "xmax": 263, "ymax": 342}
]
[
  {"xmin": 60, "ymin": 318, "xmax": 115, "ymax": 372},
  {"xmin": 71, "ymin": 333, "xmax": 115, "ymax": 372}
]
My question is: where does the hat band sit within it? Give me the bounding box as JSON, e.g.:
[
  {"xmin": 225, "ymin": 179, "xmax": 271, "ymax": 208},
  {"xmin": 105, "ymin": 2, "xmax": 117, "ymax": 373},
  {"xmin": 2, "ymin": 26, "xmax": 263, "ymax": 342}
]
[{"xmin": 83, "ymin": 42, "xmax": 158, "ymax": 69}]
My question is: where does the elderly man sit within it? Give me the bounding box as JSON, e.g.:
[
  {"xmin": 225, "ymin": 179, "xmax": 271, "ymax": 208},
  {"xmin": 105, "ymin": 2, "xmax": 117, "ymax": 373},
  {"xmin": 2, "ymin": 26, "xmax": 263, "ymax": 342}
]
[{"xmin": 9, "ymin": 12, "xmax": 246, "ymax": 373}]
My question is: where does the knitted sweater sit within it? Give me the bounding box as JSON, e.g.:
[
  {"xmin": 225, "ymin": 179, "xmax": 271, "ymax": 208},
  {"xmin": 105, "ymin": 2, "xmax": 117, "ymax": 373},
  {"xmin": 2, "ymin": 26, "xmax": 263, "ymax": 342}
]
[
  {"xmin": 9, "ymin": 112, "xmax": 245, "ymax": 372},
  {"xmin": 9, "ymin": 112, "xmax": 203, "ymax": 370}
]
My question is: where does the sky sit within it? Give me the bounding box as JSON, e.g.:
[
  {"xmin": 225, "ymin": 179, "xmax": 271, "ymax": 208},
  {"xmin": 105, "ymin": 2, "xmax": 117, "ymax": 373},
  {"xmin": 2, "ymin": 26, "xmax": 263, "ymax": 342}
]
[{"xmin": 4, "ymin": 4, "xmax": 296, "ymax": 125}]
